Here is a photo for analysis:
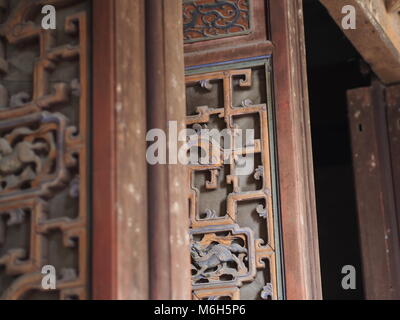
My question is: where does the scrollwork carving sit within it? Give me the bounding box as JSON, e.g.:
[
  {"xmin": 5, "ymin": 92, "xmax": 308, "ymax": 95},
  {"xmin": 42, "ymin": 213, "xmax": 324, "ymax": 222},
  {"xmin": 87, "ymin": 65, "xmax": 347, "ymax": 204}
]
[{"xmin": 183, "ymin": 0, "xmax": 252, "ymax": 43}]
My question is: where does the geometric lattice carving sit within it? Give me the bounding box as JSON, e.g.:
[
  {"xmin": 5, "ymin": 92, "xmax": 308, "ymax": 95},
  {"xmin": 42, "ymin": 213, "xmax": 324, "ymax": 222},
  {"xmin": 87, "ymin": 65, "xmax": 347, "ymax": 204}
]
[
  {"xmin": 0, "ymin": 0, "xmax": 89, "ymax": 300},
  {"xmin": 186, "ymin": 66, "xmax": 279, "ymax": 300},
  {"xmin": 183, "ymin": 0, "xmax": 252, "ymax": 43}
]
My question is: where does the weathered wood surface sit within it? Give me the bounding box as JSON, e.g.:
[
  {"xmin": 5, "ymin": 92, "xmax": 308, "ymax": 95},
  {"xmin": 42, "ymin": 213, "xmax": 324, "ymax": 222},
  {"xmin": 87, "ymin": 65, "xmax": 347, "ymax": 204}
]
[
  {"xmin": 146, "ymin": 0, "xmax": 191, "ymax": 300},
  {"xmin": 321, "ymin": 0, "xmax": 400, "ymax": 84},
  {"xmin": 92, "ymin": 0, "xmax": 116, "ymax": 300},
  {"xmin": 93, "ymin": 0, "xmax": 150, "ymax": 300},
  {"xmin": 270, "ymin": 0, "xmax": 322, "ymax": 300},
  {"xmin": 348, "ymin": 82, "xmax": 400, "ymax": 299}
]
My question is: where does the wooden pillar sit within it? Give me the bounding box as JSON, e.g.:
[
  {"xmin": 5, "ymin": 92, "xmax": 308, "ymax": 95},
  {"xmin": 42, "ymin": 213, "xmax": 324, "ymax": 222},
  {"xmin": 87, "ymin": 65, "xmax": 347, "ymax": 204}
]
[
  {"xmin": 93, "ymin": 0, "xmax": 190, "ymax": 300},
  {"xmin": 93, "ymin": 0, "xmax": 149, "ymax": 300},
  {"xmin": 145, "ymin": 0, "xmax": 191, "ymax": 300},
  {"xmin": 270, "ymin": 0, "xmax": 322, "ymax": 299},
  {"xmin": 115, "ymin": 0, "xmax": 149, "ymax": 300},
  {"xmin": 92, "ymin": 0, "xmax": 116, "ymax": 300}
]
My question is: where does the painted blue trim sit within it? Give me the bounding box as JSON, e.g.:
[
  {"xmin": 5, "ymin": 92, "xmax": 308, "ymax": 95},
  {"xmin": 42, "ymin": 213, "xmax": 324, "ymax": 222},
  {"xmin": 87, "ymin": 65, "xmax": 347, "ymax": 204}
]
[{"xmin": 185, "ymin": 55, "xmax": 271, "ymax": 71}]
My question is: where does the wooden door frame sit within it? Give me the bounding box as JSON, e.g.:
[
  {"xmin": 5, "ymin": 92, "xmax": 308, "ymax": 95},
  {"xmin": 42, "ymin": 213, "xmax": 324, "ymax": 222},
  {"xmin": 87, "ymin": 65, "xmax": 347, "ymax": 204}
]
[
  {"xmin": 269, "ymin": 0, "xmax": 322, "ymax": 299},
  {"xmin": 92, "ymin": 0, "xmax": 190, "ymax": 300},
  {"xmin": 91, "ymin": 0, "xmax": 322, "ymax": 300},
  {"xmin": 92, "ymin": 0, "xmax": 116, "ymax": 300},
  {"xmin": 92, "ymin": 0, "xmax": 150, "ymax": 300}
]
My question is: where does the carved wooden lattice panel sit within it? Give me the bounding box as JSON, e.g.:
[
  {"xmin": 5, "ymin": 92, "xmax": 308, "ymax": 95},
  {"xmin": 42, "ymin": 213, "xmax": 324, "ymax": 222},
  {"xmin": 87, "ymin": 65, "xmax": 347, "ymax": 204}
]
[
  {"xmin": 0, "ymin": 0, "xmax": 89, "ymax": 300},
  {"xmin": 186, "ymin": 60, "xmax": 282, "ymax": 300},
  {"xmin": 183, "ymin": 0, "xmax": 252, "ymax": 43}
]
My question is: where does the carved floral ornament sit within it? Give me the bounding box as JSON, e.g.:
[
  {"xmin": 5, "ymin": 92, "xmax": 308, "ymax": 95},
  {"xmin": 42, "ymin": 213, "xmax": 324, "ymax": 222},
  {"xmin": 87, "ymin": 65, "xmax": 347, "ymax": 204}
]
[{"xmin": 0, "ymin": 0, "xmax": 88, "ymax": 300}]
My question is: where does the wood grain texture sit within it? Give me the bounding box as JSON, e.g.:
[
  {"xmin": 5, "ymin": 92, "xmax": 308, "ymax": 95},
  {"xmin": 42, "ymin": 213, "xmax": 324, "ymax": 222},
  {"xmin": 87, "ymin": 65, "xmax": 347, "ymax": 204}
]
[
  {"xmin": 93, "ymin": 0, "xmax": 149, "ymax": 300},
  {"xmin": 92, "ymin": 0, "xmax": 116, "ymax": 300},
  {"xmin": 115, "ymin": 0, "xmax": 149, "ymax": 300},
  {"xmin": 146, "ymin": 0, "xmax": 191, "ymax": 300}
]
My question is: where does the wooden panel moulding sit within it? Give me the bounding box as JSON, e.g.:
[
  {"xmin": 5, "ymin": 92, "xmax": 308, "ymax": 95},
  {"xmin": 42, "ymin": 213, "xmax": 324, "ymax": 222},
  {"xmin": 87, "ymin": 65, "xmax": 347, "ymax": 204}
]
[{"xmin": 269, "ymin": 0, "xmax": 322, "ymax": 299}]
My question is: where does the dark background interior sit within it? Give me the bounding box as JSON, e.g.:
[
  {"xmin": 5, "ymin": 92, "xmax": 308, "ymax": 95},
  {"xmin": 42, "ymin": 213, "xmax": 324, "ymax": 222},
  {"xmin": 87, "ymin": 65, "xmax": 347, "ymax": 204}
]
[{"xmin": 303, "ymin": 0, "xmax": 371, "ymax": 299}]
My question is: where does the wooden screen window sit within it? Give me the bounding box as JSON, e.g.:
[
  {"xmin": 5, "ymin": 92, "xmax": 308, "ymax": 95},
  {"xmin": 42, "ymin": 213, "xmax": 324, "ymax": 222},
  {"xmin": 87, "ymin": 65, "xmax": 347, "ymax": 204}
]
[
  {"xmin": 186, "ymin": 58, "xmax": 284, "ymax": 300},
  {"xmin": 0, "ymin": 0, "xmax": 90, "ymax": 299}
]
